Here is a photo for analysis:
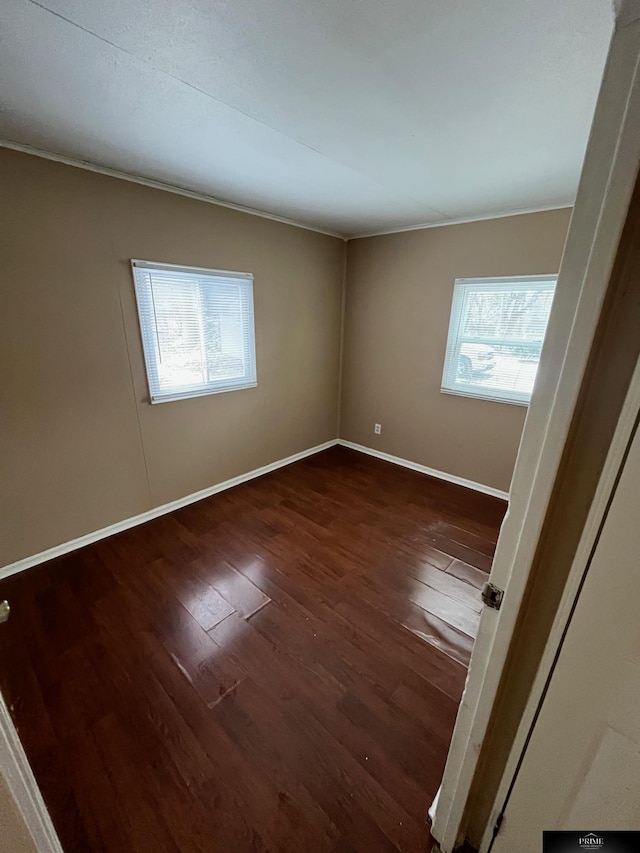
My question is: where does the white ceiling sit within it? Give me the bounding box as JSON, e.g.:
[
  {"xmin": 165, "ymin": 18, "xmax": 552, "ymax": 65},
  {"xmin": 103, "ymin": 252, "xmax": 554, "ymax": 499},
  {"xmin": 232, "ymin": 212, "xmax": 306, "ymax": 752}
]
[{"xmin": 1, "ymin": 0, "xmax": 613, "ymax": 237}]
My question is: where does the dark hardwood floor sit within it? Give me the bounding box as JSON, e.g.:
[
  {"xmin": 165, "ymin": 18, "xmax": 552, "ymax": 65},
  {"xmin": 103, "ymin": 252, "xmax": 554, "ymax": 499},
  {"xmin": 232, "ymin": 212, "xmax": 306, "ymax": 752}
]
[{"xmin": 0, "ymin": 446, "xmax": 505, "ymax": 852}]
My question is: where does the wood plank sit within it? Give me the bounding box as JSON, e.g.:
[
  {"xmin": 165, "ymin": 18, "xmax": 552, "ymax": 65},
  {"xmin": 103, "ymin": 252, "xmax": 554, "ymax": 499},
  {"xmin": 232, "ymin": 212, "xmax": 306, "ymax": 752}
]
[
  {"xmin": 430, "ymin": 519, "xmax": 497, "ymax": 558},
  {"xmin": 403, "ymin": 608, "xmax": 476, "ymax": 667},
  {"xmin": 148, "ymin": 557, "xmax": 236, "ymax": 631},
  {"xmin": 424, "ymin": 531, "xmax": 494, "ymax": 572},
  {"xmin": 446, "ymin": 558, "xmax": 489, "ymax": 589},
  {"xmin": 189, "ymin": 557, "xmax": 271, "ymax": 620},
  {"xmin": 409, "ymin": 581, "xmax": 481, "ymax": 638},
  {"xmin": 0, "ymin": 446, "xmax": 505, "ymax": 852},
  {"xmin": 409, "ymin": 562, "xmax": 483, "ymax": 612}
]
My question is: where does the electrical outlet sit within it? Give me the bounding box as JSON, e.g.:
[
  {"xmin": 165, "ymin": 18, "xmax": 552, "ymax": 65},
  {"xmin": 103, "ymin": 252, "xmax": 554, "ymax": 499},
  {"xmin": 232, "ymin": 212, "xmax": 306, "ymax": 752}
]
[{"xmin": 374, "ymin": 423, "xmax": 382, "ymax": 435}]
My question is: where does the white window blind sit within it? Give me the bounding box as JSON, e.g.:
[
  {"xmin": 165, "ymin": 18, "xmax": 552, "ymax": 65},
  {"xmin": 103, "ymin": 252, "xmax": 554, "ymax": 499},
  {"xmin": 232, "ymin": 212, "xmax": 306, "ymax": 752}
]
[
  {"xmin": 441, "ymin": 275, "xmax": 557, "ymax": 405},
  {"xmin": 132, "ymin": 260, "xmax": 257, "ymax": 404}
]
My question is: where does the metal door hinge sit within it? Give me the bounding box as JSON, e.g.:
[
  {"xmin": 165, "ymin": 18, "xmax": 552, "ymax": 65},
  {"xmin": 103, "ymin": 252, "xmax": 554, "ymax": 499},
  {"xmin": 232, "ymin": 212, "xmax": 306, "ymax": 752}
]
[
  {"xmin": 0, "ymin": 601, "xmax": 10, "ymax": 624},
  {"xmin": 481, "ymin": 582, "xmax": 504, "ymax": 610}
]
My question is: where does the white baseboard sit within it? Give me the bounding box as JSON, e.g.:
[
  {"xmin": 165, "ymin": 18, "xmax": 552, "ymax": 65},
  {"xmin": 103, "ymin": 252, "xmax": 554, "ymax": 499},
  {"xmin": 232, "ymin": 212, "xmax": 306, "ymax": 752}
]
[
  {"xmin": 1, "ymin": 437, "xmax": 507, "ymax": 581},
  {"xmin": 338, "ymin": 440, "xmax": 509, "ymax": 501},
  {"xmin": 0, "ymin": 440, "xmax": 338, "ymax": 581}
]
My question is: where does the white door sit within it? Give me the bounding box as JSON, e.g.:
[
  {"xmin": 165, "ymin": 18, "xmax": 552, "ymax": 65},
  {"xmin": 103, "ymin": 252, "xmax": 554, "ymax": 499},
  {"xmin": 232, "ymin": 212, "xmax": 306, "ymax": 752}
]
[{"xmin": 491, "ymin": 418, "xmax": 640, "ymax": 852}]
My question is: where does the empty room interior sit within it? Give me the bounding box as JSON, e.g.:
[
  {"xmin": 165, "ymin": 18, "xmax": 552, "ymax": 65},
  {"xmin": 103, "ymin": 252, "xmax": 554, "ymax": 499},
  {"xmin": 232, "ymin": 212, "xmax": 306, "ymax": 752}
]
[{"xmin": 2, "ymin": 2, "xmax": 640, "ymax": 852}]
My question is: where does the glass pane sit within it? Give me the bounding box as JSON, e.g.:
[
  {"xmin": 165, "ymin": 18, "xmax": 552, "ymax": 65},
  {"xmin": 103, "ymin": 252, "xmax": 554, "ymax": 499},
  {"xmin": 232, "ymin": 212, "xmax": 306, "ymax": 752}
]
[
  {"xmin": 455, "ymin": 343, "xmax": 542, "ymax": 398},
  {"xmin": 152, "ymin": 278, "xmax": 206, "ymax": 390},
  {"xmin": 200, "ymin": 284, "xmax": 246, "ymax": 382},
  {"xmin": 454, "ymin": 283, "xmax": 554, "ymax": 400},
  {"xmin": 462, "ymin": 287, "xmax": 554, "ymax": 344}
]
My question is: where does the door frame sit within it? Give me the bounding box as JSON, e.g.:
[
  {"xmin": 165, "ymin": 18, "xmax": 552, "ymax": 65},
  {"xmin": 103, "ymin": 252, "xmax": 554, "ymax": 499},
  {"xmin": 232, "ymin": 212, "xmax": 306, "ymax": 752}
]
[
  {"xmin": 0, "ymin": 689, "xmax": 63, "ymax": 852},
  {"xmin": 431, "ymin": 9, "xmax": 640, "ymax": 852},
  {"xmin": 481, "ymin": 346, "xmax": 640, "ymax": 852}
]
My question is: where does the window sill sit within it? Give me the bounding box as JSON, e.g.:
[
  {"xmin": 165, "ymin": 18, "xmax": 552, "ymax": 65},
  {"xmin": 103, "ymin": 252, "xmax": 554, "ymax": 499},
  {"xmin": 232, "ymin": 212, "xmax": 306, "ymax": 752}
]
[
  {"xmin": 440, "ymin": 387, "xmax": 530, "ymax": 407},
  {"xmin": 150, "ymin": 381, "xmax": 258, "ymax": 404}
]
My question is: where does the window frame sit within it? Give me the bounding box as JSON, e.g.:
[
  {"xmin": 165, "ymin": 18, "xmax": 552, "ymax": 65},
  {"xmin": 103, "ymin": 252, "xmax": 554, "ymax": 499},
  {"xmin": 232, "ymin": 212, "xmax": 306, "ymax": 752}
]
[
  {"xmin": 441, "ymin": 274, "xmax": 558, "ymax": 406},
  {"xmin": 131, "ymin": 259, "xmax": 257, "ymax": 405}
]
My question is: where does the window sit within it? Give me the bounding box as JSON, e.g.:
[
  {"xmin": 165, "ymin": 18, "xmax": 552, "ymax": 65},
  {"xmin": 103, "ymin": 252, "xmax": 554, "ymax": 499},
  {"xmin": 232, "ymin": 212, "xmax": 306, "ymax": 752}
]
[
  {"xmin": 132, "ymin": 260, "xmax": 257, "ymax": 404},
  {"xmin": 441, "ymin": 275, "xmax": 557, "ymax": 405}
]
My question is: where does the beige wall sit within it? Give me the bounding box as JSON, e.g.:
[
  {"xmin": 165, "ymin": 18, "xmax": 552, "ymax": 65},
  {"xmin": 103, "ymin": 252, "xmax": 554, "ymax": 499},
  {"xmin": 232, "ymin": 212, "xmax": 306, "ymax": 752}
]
[
  {"xmin": 0, "ymin": 149, "xmax": 344, "ymax": 566},
  {"xmin": 0, "ymin": 148, "xmax": 573, "ymax": 566},
  {"xmin": 340, "ymin": 209, "xmax": 572, "ymax": 493}
]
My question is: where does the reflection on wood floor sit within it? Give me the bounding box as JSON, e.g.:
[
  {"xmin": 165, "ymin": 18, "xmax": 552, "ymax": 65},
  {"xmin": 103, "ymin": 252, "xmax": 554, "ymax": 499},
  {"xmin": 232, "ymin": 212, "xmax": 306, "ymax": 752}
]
[{"xmin": 0, "ymin": 446, "xmax": 505, "ymax": 852}]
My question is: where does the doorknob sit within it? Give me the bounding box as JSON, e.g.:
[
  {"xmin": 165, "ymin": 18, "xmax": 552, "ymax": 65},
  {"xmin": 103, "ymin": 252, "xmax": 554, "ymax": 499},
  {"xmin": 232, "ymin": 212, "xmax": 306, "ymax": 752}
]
[{"xmin": 0, "ymin": 601, "xmax": 10, "ymax": 623}]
